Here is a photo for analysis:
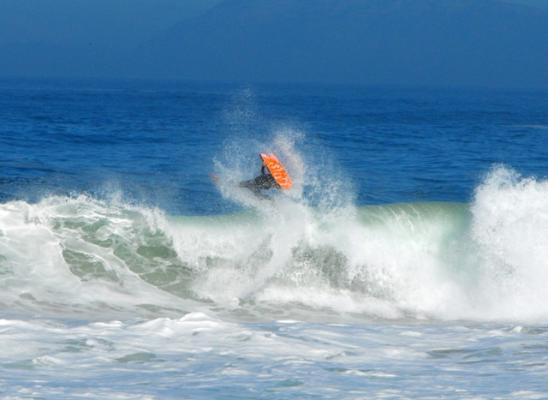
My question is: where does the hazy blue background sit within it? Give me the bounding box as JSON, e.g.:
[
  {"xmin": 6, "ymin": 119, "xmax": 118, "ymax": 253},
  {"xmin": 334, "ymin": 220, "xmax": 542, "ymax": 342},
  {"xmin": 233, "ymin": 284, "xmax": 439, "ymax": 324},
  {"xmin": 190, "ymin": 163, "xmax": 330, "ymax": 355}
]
[{"xmin": 1, "ymin": 0, "xmax": 547, "ymax": 89}]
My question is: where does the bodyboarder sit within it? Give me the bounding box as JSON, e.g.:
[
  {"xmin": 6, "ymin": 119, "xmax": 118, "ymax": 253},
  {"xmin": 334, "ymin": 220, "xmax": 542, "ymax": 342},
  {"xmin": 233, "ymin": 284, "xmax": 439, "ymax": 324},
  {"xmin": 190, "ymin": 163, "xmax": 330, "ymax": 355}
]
[{"xmin": 239, "ymin": 153, "xmax": 292, "ymax": 196}]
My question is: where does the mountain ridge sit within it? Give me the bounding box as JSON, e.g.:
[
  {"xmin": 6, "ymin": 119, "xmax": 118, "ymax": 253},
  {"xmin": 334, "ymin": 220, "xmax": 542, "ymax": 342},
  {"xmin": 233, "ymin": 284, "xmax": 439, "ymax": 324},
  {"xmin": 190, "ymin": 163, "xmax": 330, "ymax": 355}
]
[
  {"xmin": 1, "ymin": 0, "xmax": 546, "ymax": 88},
  {"xmin": 134, "ymin": 0, "xmax": 548, "ymax": 88}
]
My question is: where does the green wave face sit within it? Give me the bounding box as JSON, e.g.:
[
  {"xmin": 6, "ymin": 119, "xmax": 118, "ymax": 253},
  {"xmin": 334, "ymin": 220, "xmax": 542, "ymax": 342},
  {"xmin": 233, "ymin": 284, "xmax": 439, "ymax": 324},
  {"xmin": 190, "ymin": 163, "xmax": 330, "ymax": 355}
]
[{"xmin": 0, "ymin": 198, "xmax": 468, "ymax": 318}]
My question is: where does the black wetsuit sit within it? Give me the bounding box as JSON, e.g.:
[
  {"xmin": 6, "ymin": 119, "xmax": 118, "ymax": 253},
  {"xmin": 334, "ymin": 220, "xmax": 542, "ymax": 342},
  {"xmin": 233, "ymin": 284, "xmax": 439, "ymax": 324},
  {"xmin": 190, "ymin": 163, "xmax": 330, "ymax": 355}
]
[{"xmin": 239, "ymin": 166, "xmax": 279, "ymax": 195}]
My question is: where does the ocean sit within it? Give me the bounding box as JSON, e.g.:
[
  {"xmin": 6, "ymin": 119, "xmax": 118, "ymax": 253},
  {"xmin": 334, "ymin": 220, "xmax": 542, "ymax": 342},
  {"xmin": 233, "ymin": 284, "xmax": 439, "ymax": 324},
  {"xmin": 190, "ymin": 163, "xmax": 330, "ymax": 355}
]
[{"xmin": 1, "ymin": 79, "xmax": 547, "ymax": 399}]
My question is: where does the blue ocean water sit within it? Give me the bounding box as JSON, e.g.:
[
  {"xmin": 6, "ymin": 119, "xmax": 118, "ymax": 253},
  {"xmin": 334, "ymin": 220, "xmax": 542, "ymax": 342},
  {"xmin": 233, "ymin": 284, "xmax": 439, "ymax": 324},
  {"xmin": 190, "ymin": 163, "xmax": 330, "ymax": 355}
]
[
  {"xmin": 2, "ymin": 79, "xmax": 547, "ymax": 212},
  {"xmin": 1, "ymin": 79, "xmax": 548, "ymax": 399}
]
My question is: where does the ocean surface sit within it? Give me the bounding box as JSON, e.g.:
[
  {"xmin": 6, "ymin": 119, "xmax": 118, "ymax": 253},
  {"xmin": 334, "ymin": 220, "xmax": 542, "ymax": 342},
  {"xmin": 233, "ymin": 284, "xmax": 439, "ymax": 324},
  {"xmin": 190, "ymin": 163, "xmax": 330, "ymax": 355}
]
[{"xmin": 1, "ymin": 79, "xmax": 548, "ymax": 399}]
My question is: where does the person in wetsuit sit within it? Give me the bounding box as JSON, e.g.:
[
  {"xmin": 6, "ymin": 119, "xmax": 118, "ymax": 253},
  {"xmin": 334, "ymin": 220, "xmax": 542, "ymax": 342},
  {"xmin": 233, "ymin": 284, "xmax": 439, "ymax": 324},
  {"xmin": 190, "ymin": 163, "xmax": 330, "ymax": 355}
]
[{"xmin": 239, "ymin": 163, "xmax": 280, "ymax": 195}]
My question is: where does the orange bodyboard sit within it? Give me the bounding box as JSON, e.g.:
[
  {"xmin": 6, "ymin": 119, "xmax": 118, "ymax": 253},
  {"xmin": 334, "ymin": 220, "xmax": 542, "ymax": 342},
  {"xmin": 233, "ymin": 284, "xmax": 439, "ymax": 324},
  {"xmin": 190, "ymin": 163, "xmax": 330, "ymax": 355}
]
[{"xmin": 260, "ymin": 153, "xmax": 293, "ymax": 190}]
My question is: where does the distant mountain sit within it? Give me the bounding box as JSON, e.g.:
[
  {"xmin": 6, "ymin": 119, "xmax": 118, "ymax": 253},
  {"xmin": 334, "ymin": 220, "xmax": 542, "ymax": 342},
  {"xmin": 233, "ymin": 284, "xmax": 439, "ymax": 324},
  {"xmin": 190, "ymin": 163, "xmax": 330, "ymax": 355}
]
[
  {"xmin": 136, "ymin": 0, "xmax": 548, "ymax": 88},
  {"xmin": 505, "ymin": 0, "xmax": 548, "ymax": 10}
]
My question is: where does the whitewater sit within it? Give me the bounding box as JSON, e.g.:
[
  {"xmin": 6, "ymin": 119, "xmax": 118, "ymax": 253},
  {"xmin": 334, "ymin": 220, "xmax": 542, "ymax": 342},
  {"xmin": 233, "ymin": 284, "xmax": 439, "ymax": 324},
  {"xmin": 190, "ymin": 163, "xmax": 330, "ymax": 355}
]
[{"xmin": 2, "ymin": 165, "xmax": 548, "ymax": 322}]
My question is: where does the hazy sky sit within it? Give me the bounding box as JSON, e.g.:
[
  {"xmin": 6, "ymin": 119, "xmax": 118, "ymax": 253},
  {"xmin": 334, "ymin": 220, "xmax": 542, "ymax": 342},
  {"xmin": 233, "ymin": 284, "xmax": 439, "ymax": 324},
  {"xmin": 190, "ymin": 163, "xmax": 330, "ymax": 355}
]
[
  {"xmin": 1, "ymin": 0, "xmax": 545, "ymax": 49},
  {"xmin": 0, "ymin": 0, "xmax": 221, "ymax": 49},
  {"xmin": 0, "ymin": 0, "xmax": 546, "ymax": 88}
]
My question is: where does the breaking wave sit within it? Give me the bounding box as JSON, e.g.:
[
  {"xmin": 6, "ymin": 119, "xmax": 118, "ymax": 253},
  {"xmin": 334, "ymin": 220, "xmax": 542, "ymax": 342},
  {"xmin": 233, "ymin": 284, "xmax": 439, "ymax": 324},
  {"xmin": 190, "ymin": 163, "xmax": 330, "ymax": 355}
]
[{"xmin": 1, "ymin": 166, "xmax": 548, "ymax": 322}]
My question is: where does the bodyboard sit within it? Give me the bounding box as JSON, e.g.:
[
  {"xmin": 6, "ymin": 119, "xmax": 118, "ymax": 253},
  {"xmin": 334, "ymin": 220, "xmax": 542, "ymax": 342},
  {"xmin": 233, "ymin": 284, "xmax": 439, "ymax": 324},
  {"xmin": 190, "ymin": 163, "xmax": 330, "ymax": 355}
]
[{"xmin": 260, "ymin": 153, "xmax": 293, "ymax": 190}]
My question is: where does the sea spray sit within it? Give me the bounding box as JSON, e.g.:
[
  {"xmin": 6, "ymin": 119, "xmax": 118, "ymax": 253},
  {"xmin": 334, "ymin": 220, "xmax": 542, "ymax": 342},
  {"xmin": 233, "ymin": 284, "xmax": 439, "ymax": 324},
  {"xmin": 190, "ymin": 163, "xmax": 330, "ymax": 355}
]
[{"xmin": 471, "ymin": 166, "xmax": 548, "ymax": 321}]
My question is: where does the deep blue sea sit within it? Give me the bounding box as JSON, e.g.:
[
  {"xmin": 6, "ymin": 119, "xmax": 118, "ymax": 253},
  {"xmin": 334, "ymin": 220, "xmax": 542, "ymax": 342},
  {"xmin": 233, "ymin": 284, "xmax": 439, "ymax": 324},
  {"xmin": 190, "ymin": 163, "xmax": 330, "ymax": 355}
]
[{"xmin": 1, "ymin": 79, "xmax": 548, "ymax": 399}]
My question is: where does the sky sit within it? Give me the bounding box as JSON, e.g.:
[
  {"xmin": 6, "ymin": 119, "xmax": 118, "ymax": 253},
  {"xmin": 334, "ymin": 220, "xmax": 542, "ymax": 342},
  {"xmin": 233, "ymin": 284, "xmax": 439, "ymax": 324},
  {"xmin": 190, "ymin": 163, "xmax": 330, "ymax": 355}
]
[
  {"xmin": 0, "ymin": 0, "xmax": 221, "ymax": 50},
  {"xmin": 0, "ymin": 0, "xmax": 546, "ymax": 89}
]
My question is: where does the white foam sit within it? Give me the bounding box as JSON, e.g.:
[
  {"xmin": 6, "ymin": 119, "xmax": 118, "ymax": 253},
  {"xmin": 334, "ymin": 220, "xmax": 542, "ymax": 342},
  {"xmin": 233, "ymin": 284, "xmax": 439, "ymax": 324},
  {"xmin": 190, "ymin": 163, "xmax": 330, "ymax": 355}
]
[{"xmin": 471, "ymin": 166, "xmax": 548, "ymax": 321}]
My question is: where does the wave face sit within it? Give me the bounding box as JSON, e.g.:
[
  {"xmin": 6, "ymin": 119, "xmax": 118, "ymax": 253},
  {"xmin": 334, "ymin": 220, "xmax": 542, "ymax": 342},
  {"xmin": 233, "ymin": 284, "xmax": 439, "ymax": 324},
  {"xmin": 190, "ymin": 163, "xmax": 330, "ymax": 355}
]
[{"xmin": 0, "ymin": 166, "xmax": 547, "ymax": 322}]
